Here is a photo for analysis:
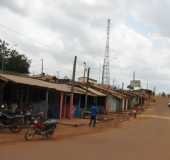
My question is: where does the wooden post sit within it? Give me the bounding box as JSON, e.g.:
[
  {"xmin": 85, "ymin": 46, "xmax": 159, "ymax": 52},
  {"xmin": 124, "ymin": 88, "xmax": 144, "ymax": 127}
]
[
  {"xmin": 70, "ymin": 94, "xmax": 74, "ymax": 119},
  {"xmin": 70, "ymin": 56, "xmax": 77, "ymax": 119},
  {"xmin": 84, "ymin": 67, "xmax": 90, "ymax": 110},
  {"xmin": 64, "ymin": 95, "xmax": 67, "ymax": 118},
  {"xmin": 83, "ymin": 62, "xmax": 87, "ymax": 80},
  {"xmin": 125, "ymin": 99, "xmax": 128, "ymax": 110},
  {"xmin": 122, "ymin": 99, "xmax": 125, "ymax": 111},
  {"xmin": 78, "ymin": 95, "xmax": 81, "ymax": 117},
  {"xmin": 122, "ymin": 82, "xmax": 124, "ymax": 90},
  {"xmin": 59, "ymin": 92, "xmax": 64, "ymax": 119},
  {"xmin": 104, "ymin": 97, "xmax": 107, "ymax": 114}
]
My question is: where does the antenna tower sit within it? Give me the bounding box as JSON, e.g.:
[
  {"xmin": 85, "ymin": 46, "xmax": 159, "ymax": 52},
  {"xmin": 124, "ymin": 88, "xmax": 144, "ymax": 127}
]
[{"xmin": 102, "ymin": 19, "xmax": 111, "ymax": 85}]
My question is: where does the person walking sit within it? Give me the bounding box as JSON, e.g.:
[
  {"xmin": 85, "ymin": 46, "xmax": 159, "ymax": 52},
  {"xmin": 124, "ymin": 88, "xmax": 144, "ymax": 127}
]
[
  {"xmin": 132, "ymin": 109, "xmax": 137, "ymax": 118},
  {"xmin": 89, "ymin": 104, "xmax": 97, "ymax": 128}
]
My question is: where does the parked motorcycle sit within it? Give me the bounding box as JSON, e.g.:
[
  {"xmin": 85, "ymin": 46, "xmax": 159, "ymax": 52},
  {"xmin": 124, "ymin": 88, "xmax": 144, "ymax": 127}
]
[
  {"xmin": 0, "ymin": 111, "xmax": 24, "ymax": 133},
  {"xmin": 24, "ymin": 115, "xmax": 57, "ymax": 141},
  {"xmin": 23, "ymin": 109, "xmax": 33, "ymax": 126},
  {"xmin": 0, "ymin": 103, "xmax": 35, "ymax": 133}
]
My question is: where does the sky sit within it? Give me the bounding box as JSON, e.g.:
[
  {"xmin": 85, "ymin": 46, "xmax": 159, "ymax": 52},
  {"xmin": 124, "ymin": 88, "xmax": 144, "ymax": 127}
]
[{"xmin": 0, "ymin": 0, "xmax": 170, "ymax": 93}]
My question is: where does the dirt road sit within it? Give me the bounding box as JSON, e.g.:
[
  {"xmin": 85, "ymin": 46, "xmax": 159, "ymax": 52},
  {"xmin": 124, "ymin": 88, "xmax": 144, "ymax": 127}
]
[{"xmin": 1, "ymin": 97, "xmax": 170, "ymax": 160}]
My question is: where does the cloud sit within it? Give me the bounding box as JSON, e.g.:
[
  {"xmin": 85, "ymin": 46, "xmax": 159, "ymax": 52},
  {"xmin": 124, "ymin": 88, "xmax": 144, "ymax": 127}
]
[
  {"xmin": 128, "ymin": 0, "xmax": 170, "ymax": 37},
  {"xmin": 0, "ymin": 0, "xmax": 170, "ymax": 92},
  {"xmin": 0, "ymin": 0, "xmax": 30, "ymax": 16}
]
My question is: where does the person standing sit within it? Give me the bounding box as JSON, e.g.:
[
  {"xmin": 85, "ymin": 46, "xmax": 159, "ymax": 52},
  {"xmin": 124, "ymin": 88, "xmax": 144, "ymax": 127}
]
[
  {"xmin": 132, "ymin": 109, "xmax": 137, "ymax": 118},
  {"xmin": 89, "ymin": 105, "xmax": 97, "ymax": 128}
]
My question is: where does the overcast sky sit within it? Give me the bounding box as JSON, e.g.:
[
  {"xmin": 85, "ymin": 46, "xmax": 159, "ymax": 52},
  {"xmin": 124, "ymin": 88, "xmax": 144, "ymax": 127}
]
[{"xmin": 1, "ymin": 0, "xmax": 170, "ymax": 92}]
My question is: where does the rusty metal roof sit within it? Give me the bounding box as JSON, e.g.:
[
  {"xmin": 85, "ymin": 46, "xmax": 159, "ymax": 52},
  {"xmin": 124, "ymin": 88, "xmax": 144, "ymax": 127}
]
[
  {"xmin": 87, "ymin": 88, "xmax": 106, "ymax": 96},
  {"xmin": 0, "ymin": 73, "xmax": 87, "ymax": 94},
  {"xmin": 74, "ymin": 83, "xmax": 106, "ymax": 96},
  {"xmin": 88, "ymin": 84, "xmax": 127, "ymax": 99}
]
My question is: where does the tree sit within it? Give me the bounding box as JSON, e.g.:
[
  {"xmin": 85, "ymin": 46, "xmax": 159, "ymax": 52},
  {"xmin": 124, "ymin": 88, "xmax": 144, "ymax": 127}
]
[
  {"xmin": 0, "ymin": 40, "xmax": 10, "ymax": 71},
  {"xmin": 0, "ymin": 39, "xmax": 31, "ymax": 74}
]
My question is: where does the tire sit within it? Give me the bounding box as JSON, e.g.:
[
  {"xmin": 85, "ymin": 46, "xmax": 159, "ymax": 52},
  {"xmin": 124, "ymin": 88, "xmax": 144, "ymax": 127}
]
[
  {"xmin": 44, "ymin": 128, "xmax": 55, "ymax": 139},
  {"xmin": 9, "ymin": 125, "xmax": 22, "ymax": 133},
  {"xmin": 9, "ymin": 118, "xmax": 23, "ymax": 133},
  {"xmin": 44, "ymin": 133, "xmax": 50, "ymax": 139},
  {"xmin": 25, "ymin": 128, "xmax": 35, "ymax": 141}
]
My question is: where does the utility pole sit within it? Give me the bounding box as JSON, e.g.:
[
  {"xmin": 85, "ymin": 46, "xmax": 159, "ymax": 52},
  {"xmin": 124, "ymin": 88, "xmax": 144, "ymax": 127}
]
[
  {"xmin": 84, "ymin": 67, "xmax": 90, "ymax": 110},
  {"xmin": 71, "ymin": 56, "xmax": 77, "ymax": 92},
  {"xmin": 147, "ymin": 80, "xmax": 149, "ymax": 89},
  {"xmin": 122, "ymin": 82, "xmax": 124, "ymax": 90},
  {"xmin": 112, "ymin": 79, "xmax": 115, "ymax": 89},
  {"xmin": 70, "ymin": 56, "xmax": 77, "ymax": 119},
  {"xmin": 83, "ymin": 62, "xmax": 87, "ymax": 81},
  {"xmin": 133, "ymin": 71, "xmax": 135, "ymax": 81}
]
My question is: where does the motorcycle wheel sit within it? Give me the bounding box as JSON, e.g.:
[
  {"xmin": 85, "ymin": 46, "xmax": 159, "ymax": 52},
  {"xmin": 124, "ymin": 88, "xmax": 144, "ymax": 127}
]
[
  {"xmin": 44, "ymin": 130, "xmax": 55, "ymax": 139},
  {"xmin": 44, "ymin": 133, "xmax": 50, "ymax": 139},
  {"xmin": 9, "ymin": 125, "xmax": 22, "ymax": 133},
  {"xmin": 25, "ymin": 128, "xmax": 35, "ymax": 141}
]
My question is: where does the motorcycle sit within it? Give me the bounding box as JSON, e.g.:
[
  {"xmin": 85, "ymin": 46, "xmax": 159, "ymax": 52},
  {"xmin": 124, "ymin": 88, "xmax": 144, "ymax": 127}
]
[
  {"xmin": 0, "ymin": 110, "xmax": 24, "ymax": 133},
  {"xmin": 0, "ymin": 103, "xmax": 35, "ymax": 132},
  {"xmin": 23, "ymin": 109, "xmax": 33, "ymax": 126},
  {"xmin": 24, "ymin": 115, "xmax": 57, "ymax": 141}
]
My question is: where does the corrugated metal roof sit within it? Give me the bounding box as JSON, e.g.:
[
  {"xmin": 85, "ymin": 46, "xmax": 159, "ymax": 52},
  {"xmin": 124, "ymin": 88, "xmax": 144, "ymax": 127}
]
[
  {"xmin": 87, "ymin": 88, "xmax": 106, "ymax": 96},
  {"xmin": 112, "ymin": 89, "xmax": 144, "ymax": 98},
  {"xmin": 75, "ymin": 83, "xmax": 106, "ymax": 96},
  {"xmin": 0, "ymin": 73, "xmax": 86, "ymax": 94},
  {"xmin": 116, "ymin": 90, "xmax": 138, "ymax": 97},
  {"xmin": 89, "ymin": 84, "xmax": 126, "ymax": 99}
]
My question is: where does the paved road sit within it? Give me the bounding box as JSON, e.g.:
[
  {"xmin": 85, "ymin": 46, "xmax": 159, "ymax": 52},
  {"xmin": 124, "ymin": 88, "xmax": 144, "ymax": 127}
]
[{"xmin": 1, "ymin": 97, "xmax": 170, "ymax": 160}]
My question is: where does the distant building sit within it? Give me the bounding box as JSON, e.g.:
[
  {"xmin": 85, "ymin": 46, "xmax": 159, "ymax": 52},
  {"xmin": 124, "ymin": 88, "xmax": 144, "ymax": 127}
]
[{"xmin": 128, "ymin": 80, "xmax": 141, "ymax": 90}]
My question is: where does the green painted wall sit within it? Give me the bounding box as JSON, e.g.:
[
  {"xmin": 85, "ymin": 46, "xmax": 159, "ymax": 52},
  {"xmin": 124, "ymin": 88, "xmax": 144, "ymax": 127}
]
[{"xmin": 106, "ymin": 95, "xmax": 122, "ymax": 113}]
